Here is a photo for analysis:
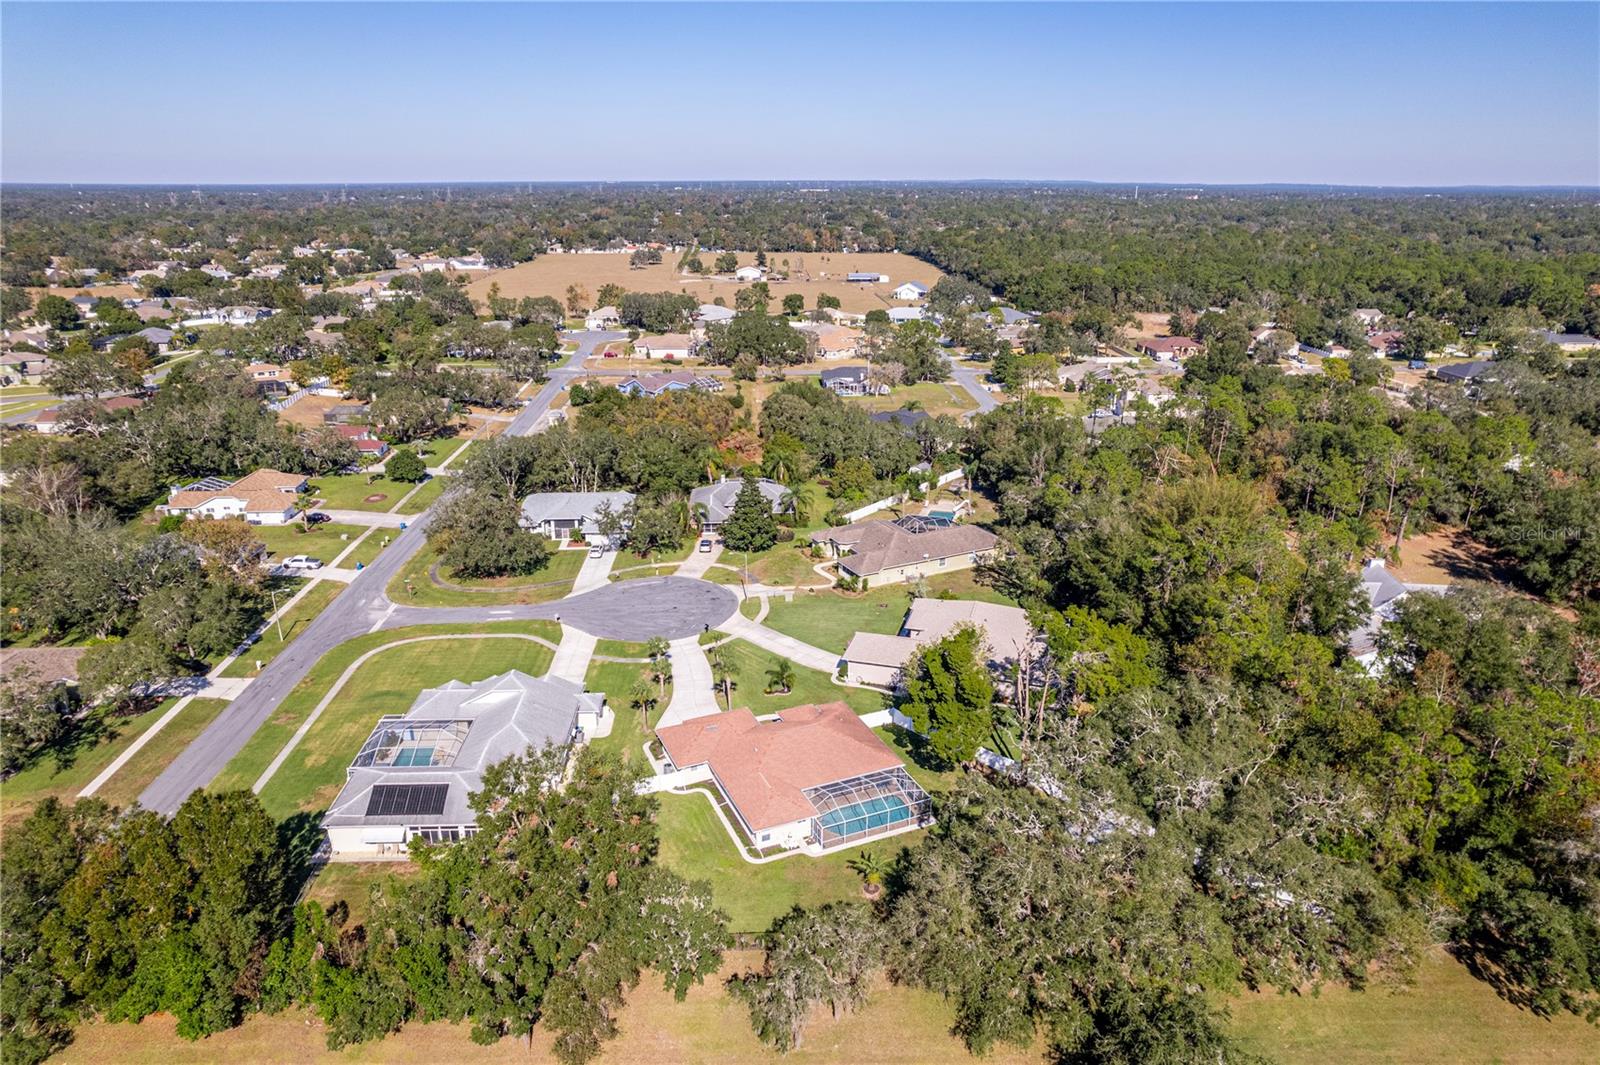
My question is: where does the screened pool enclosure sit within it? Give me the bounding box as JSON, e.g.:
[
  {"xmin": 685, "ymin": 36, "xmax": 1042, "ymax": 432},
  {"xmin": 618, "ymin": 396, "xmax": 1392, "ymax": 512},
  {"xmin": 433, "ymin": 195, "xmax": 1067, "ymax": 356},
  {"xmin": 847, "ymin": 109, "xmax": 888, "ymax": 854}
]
[{"xmin": 804, "ymin": 766, "xmax": 932, "ymax": 848}]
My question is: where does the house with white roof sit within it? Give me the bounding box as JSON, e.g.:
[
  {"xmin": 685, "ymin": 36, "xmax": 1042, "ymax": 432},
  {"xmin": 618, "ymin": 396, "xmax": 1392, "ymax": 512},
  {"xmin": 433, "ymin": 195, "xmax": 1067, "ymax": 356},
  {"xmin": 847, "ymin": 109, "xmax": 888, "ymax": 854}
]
[
  {"xmin": 520, "ymin": 490, "xmax": 636, "ymax": 543},
  {"xmin": 891, "ymin": 281, "xmax": 929, "ymax": 301},
  {"xmin": 322, "ymin": 670, "xmax": 606, "ymax": 859},
  {"xmin": 696, "ymin": 303, "xmax": 737, "ymax": 325},
  {"xmin": 584, "ymin": 305, "xmax": 620, "ymax": 330}
]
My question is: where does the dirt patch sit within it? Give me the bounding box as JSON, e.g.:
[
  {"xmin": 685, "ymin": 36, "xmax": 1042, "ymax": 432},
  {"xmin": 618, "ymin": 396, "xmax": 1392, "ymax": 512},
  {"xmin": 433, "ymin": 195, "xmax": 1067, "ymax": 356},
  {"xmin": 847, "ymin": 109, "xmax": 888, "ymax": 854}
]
[
  {"xmin": 465, "ymin": 251, "xmax": 943, "ymax": 316},
  {"xmin": 1128, "ymin": 311, "xmax": 1172, "ymax": 340},
  {"xmin": 1393, "ymin": 527, "xmax": 1510, "ymax": 586},
  {"xmin": 27, "ymin": 283, "xmax": 142, "ymax": 303},
  {"xmin": 362, "ymin": 493, "xmax": 388, "ymax": 503}
]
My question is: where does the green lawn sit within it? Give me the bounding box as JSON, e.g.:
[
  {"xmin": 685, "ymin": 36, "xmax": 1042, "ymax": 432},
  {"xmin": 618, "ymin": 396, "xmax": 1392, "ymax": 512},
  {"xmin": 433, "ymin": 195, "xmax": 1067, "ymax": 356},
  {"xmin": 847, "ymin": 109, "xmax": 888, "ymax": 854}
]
[
  {"xmin": 255, "ymin": 523, "xmax": 366, "ymax": 562},
  {"xmin": 307, "ymin": 472, "xmax": 431, "ymax": 512},
  {"xmin": 707, "ymin": 638, "xmax": 883, "ymax": 717},
  {"xmin": 593, "ymin": 638, "xmax": 652, "ymax": 659},
  {"xmin": 414, "ymin": 434, "xmax": 472, "ymax": 467},
  {"xmin": 389, "ymin": 544, "xmax": 585, "ymax": 607},
  {"xmin": 706, "ymin": 540, "xmax": 828, "ymax": 588},
  {"xmin": 219, "ymin": 581, "xmax": 344, "ymax": 678},
  {"xmin": 301, "ymin": 861, "xmax": 423, "ymax": 928},
  {"xmin": 341, "ymin": 530, "xmax": 393, "ymax": 569},
  {"xmin": 92, "ymin": 699, "xmax": 232, "ymax": 809},
  {"xmin": 656, "ymin": 790, "xmax": 922, "ymax": 933},
  {"xmin": 845, "ymin": 380, "xmax": 978, "ymax": 418},
  {"xmin": 207, "ymin": 620, "xmax": 560, "ymax": 796},
  {"xmin": 1229, "ymin": 948, "xmax": 1600, "ymax": 1065},
  {"xmin": 763, "ymin": 570, "xmax": 1018, "ymax": 655},
  {"xmin": 584, "ymin": 659, "xmax": 668, "ymax": 768},
  {"xmin": 1, "ymin": 697, "xmax": 178, "ymax": 828},
  {"xmin": 254, "ymin": 634, "xmax": 556, "ymax": 819},
  {"xmin": 393, "ymin": 474, "xmax": 450, "ymax": 514}
]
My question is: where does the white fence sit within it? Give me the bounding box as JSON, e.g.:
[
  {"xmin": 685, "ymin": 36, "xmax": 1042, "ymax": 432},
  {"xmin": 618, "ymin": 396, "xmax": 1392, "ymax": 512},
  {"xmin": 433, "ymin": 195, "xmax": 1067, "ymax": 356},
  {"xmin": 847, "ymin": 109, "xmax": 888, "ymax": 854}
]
[{"xmin": 840, "ymin": 466, "xmax": 966, "ymax": 523}]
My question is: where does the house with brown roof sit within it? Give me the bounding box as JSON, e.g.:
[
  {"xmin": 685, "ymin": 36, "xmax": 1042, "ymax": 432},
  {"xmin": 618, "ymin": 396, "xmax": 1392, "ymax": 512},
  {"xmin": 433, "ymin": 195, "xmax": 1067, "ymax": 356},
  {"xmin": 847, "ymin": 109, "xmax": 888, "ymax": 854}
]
[
  {"xmin": 1138, "ymin": 335, "xmax": 1201, "ymax": 360},
  {"xmin": 654, "ymin": 702, "xmax": 932, "ymax": 852},
  {"xmin": 632, "ymin": 333, "xmax": 693, "ymax": 359},
  {"xmin": 811, "ymin": 514, "xmax": 998, "ymax": 586},
  {"xmin": 334, "ymin": 424, "xmax": 389, "ymax": 460},
  {"xmin": 158, "ymin": 469, "xmax": 308, "ymax": 525},
  {"xmin": 842, "ymin": 598, "xmax": 1035, "ymax": 687},
  {"xmin": 27, "ymin": 395, "xmax": 144, "ymax": 434}
]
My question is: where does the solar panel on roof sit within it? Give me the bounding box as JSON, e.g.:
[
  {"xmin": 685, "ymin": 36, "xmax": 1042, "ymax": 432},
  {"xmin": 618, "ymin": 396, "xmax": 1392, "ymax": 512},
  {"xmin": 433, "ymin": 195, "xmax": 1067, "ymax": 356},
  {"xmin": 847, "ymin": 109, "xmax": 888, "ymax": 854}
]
[{"xmin": 365, "ymin": 783, "xmax": 448, "ymax": 818}]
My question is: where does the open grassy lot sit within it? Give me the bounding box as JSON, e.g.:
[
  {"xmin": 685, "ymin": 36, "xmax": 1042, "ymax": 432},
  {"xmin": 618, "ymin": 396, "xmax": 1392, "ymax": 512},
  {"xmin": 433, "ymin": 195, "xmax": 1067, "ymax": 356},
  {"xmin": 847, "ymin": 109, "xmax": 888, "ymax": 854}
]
[
  {"xmin": 91, "ymin": 698, "xmax": 232, "ymax": 809},
  {"xmin": 53, "ymin": 950, "xmax": 1039, "ymax": 1065},
  {"xmin": 393, "ymin": 473, "xmax": 450, "ymax": 514},
  {"xmin": 1228, "ymin": 948, "xmax": 1600, "ymax": 1064},
  {"xmin": 708, "ymin": 638, "xmax": 883, "ymax": 717},
  {"xmin": 254, "ymin": 522, "xmax": 366, "ymax": 562},
  {"xmin": 415, "ymin": 433, "xmax": 472, "ymax": 467},
  {"xmin": 219, "ymin": 580, "xmax": 344, "ymax": 678},
  {"xmin": 763, "ymin": 569, "xmax": 1017, "ymax": 654},
  {"xmin": 339, "ymin": 529, "xmax": 393, "ymax": 568},
  {"xmin": 301, "ymin": 860, "xmax": 422, "ymax": 927},
  {"xmin": 656, "ymin": 789, "xmax": 909, "ymax": 933},
  {"xmin": 389, "ymin": 543, "xmax": 583, "ymax": 606},
  {"xmin": 207, "ymin": 620, "xmax": 560, "ymax": 795},
  {"xmin": 254, "ymin": 634, "xmax": 557, "ymax": 819},
  {"xmin": 708, "ymin": 539, "xmax": 829, "ymax": 588},
  {"xmin": 465, "ymin": 250, "xmax": 942, "ymax": 317},
  {"xmin": 306, "ymin": 472, "xmax": 430, "ymax": 512},
  {"xmin": 845, "ymin": 379, "xmax": 979, "ymax": 418},
  {"xmin": 1, "ymin": 697, "xmax": 178, "ymax": 828}
]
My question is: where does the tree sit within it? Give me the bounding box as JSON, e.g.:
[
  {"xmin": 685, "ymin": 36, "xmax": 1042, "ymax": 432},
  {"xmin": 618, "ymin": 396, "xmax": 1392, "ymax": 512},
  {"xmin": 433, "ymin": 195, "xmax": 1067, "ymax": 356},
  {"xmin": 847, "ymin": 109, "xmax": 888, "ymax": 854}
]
[
  {"xmin": 715, "ymin": 252, "xmax": 739, "ymax": 274},
  {"xmin": 729, "ymin": 903, "xmax": 886, "ymax": 1052},
  {"xmin": 43, "ymin": 343, "xmax": 142, "ymax": 399},
  {"xmin": 720, "ymin": 470, "xmax": 778, "ymax": 552},
  {"xmin": 0, "ymin": 665, "xmax": 78, "ymax": 776},
  {"xmin": 765, "ymin": 657, "xmax": 796, "ymax": 695},
  {"xmin": 427, "ymin": 492, "xmax": 551, "ymax": 579},
  {"xmin": 34, "ymin": 293, "xmax": 79, "ymax": 331},
  {"xmin": 646, "ymin": 636, "xmax": 672, "ymax": 701},
  {"xmin": 708, "ymin": 646, "xmax": 736, "ymax": 710},
  {"xmin": 816, "ymin": 292, "xmax": 841, "ymax": 311},
  {"xmin": 782, "ymin": 293, "xmax": 805, "ymax": 317},
  {"xmin": 627, "ymin": 678, "xmax": 656, "ymax": 729},
  {"xmin": 898, "ymin": 625, "xmax": 994, "ymax": 767},
  {"xmin": 700, "ymin": 313, "xmax": 807, "ymax": 368},
  {"xmin": 384, "ymin": 448, "xmax": 427, "ymax": 483},
  {"xmin": 178, "ymin": 517, "xmax": 267, "ymax": 587},
  {"xmin": 565, "ymin": 284, "xmax": 590, "ymax": 315}
]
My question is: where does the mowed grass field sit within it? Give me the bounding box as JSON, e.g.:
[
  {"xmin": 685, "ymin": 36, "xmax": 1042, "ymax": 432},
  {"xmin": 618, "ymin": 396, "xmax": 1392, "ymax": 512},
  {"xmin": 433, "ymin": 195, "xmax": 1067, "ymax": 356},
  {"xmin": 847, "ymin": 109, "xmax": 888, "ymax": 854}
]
[{"xmin": 465, "ymin": 251, "xmax": 943, "ymax": 316}]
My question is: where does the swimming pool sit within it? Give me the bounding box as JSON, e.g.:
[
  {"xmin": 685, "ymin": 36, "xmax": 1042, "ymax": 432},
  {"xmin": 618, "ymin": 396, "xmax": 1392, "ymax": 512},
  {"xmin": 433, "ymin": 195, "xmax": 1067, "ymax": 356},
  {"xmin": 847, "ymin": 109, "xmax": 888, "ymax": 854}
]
[{"xmin": 816, "ymin": 793, "xmax": 914, "ymax": 840}]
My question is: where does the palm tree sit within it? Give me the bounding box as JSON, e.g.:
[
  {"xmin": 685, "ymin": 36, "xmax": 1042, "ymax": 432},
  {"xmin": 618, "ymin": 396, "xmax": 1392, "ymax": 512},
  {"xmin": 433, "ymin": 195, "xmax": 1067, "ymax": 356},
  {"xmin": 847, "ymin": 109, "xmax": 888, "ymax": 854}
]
[
  {"xmin": 646, "ymin": 636, "xmax": 672, "ymax": 700},
  {"xmin": 690, "ymin": 501, "xmax": 709, "ymax": 539},
  {"xmin": 848, "ymin": 850, "xmax": 890, "ymax": 898},
  {"xmin": 765, "ymin": 656, "xmax": 796, "ymax": 695},
  {"xmin": 627, "ymin": 678, "xmax": 656, "ymax": 729},
  {"xmin": 707, "ymin": 647, "xmax": 735, "ymax": 711}
]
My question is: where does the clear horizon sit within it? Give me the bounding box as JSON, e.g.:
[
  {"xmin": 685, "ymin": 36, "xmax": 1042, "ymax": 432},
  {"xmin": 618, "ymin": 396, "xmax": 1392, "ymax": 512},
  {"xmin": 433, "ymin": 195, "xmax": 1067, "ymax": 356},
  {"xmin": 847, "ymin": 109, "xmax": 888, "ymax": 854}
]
[{"xmin": 3, "ymin": 1, "xmax": 1597, "ymax": 187}]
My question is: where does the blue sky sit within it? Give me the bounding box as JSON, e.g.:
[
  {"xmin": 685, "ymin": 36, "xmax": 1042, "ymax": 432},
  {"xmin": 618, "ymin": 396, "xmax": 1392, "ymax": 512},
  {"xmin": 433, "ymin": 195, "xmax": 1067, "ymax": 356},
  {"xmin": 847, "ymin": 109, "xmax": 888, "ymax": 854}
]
[{"xmin": 3, "ymin": 2, "xmax": 1596, "ymax": 186}]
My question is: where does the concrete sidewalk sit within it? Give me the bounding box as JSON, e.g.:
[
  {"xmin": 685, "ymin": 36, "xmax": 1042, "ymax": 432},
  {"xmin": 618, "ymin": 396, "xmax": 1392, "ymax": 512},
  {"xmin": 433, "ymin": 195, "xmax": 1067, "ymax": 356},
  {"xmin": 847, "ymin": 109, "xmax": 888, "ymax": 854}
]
[
  {"xmin": 548, "ymin": 627, "xmax": 598, "ymax": 684},
  {"xmin": 313, "ymin": 509, "xmax": 413, "ymax": 527},
  {"xmin": 719, "ymin": 614, "xmax": 841, "ymax": 675},
  {"xmin": 658, "ymin": 636, "xmax": 719, "ymax": 726}
]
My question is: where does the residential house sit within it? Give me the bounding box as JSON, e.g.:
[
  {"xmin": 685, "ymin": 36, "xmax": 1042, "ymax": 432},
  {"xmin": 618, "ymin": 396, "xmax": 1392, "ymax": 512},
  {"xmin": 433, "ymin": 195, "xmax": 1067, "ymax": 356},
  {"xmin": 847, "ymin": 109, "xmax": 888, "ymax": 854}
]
[
  {"xmin": 335, "ymin": 424, "xmax": 389, "ymax": 462},
  {"xmin": 632, "ymin": 333, "xmax": 693, "ymax": 359},
  {"xmin": 323, "ymin": 403, "xmax": 371, "ymax": 425},
  {"xmin": 519, "ymin": 490, "xmax": 636, "ymax": 542},
  {"xmin": 69, "ymin": 295, "xmax": 99, "ymax": 320},
  {"xmin": 996, "ymin": 307, "xmax": 1034, "ymax": 326},
  {"xmin": 1435, "ymin": 360, "xmax": 1496, "ymax": 384},
  {"xmin": 819, "ymin": 365, "xmax": 883, "ymax": 397},
  {"xmin": 448, "ymin": 255, "xmax": 490, "ymax": 271},
  {"xmin": 246, "ymin": 362, "xmax": 293, "ymax": 397},
  {"xmin": 1349, "ymin": 559, "xmax": 1411, "ymax": 672},
  {"xmin": 128, "ymin": 300, "xmax": 183, "ymax": 323},
  {"xmin": 842, "ymin": 598, "xmax": 1034, "ymax": 687},
  {"xmin": 584, "ymin": 305, "xmax": 621, "ymax": 330},
  {"xmin": 182, "ymin": 306, "xmax": 274, "ymax": 328},
  {"xmin": 887, "ymin": 307, "xmax": 924, "ymax": 324},
  {"xmin": 27, "ymin": 395, "xmax": 145, "ymax": 435},
  {"xmin": 1138, "ymin": 336, "xmax": 1201, "ymax": 360},
  {"xmin": 891, "ymin": 281, "xmax": 929, "ymax": 301},
  {"xmin": 158, "ymin": 469, "xmax": 308, "ymax": 525},
  {"xmin": 690, "ymin": 475, "xmax": 788, "ymax": 532},
  {"xmin": 136, "ymin": 326, "xmax": 175, "ymax": 353},
  {"xmin": 792, "ymin": 322, "xmax": 863, "ymax": 359},
  {"xmin": 615, "ymin": 370, "xmax": 721, "ymax": 397},
  {"xmin": 1353, "ymin": 308, "xmax": 1384, "ymax": 329},
  {"xmin": 868, "ymin": 407, "xmax": 929, "ymax": 430},
  {"xmin": 811, "ymin": 514, "xmax": 998, "ymax": 586},
  {"xmin": 1537, "ymin": 330, "xmax": 1600, "ymax": 353},
  {"xmin": 733, "ymin": 265, "xmax": 765, "ymax": 282},
  {"xmin": 654, "ymin": 702, "xmax": 932, "ymax": 852},
  {"xmin": 322, "ymin": 670, "xmax": 606, "ymax": 860},
  {"xmin": 0, "ymin": 352, "xmax": 55, "ymax": 385},
  {"xmin": 696, "ymin": 303, "xmax": 737, "ymax": 325},
  {"xmin": 1367, "ymin": 330, "xmax": 1404, "ymax": 356}
]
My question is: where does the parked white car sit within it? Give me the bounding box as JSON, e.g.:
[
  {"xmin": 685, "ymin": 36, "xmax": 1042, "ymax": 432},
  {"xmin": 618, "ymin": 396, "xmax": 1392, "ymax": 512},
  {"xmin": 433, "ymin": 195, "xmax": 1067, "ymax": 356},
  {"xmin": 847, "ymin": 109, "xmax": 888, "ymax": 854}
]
[{"xmin": 282, "ymin": 555, "xmax": 323, "ymax": 571}]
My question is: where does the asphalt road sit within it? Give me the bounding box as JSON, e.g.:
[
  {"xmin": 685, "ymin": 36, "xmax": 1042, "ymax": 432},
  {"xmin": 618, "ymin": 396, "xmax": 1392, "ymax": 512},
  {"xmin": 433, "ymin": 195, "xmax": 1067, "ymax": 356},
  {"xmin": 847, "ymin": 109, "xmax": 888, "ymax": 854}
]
[
  {"xmin": 945, "ymin": 355, "xmax": 1001, "ymax": 414},
  {"xmin": 137, "ymin": 332, "xmax": 621, "ymax": 813},
  {"xmin": 386, "ymin": 576, "xmax": 738, "ymax": 642}
]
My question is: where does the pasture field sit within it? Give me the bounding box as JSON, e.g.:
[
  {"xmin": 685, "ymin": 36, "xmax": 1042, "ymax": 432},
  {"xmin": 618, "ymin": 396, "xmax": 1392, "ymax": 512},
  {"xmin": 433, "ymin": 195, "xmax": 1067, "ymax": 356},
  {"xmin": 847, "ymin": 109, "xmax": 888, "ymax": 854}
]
[{"xmin": 465, "ymin": 251, "xmax": 943, "ymax": 316}]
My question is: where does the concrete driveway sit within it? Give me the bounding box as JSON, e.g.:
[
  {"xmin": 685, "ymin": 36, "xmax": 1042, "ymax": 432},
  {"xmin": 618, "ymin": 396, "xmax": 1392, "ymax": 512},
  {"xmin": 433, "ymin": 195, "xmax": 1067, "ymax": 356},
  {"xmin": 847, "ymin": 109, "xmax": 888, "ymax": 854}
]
[{"xmin": 658, "ymin": 637, "xmax": 719, "ymax": 726}]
